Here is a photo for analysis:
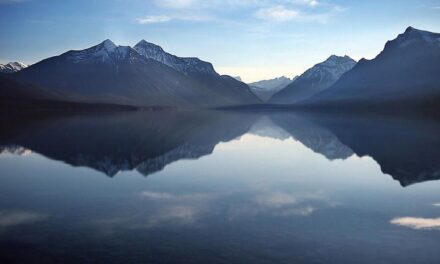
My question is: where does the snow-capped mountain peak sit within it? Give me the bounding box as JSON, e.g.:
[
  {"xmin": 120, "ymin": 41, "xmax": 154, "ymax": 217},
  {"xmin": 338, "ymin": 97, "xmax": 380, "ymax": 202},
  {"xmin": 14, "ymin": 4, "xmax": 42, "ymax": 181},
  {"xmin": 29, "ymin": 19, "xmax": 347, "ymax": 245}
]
[
  {"xmin": 135, "ymin": 39, "xmax": 165, "ymax": 54},
  {"xmin": 134, "ymin": 39, "xmax": 217, "ymax": 75},
  {"xmin": 8, "ymin": 61, "xmax": 28, "ymax": 70},
  {"xmin": 65, "ymin": 39, "xmax": 135, "ymax": 63},
  {"xmin": 101, "ymin": 39, "xmax": 117, "ymax": 52},
  {"xmin": 269, "ymin": 55, "xmax": 356, "ymax": 104},
  {"xmin": 303, "ymin": 27, "xmax": 440, "ymax": 111},
  {"xmin": 303, "ymin": 55, "xmax": 356, "ymax": 80},
  {"xmin": 321, "ymin": 55, "xmax": 354, "ymax": 66},
  {"xmin": 0, "ymin": 61, "xmax": 28, "ymax": 73}
]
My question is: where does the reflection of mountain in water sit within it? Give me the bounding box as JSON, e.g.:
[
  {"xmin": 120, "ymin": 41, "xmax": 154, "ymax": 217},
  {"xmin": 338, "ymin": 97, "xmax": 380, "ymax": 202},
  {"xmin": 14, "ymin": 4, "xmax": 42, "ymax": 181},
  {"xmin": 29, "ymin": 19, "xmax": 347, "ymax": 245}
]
[
  {"xmin": 0, "ymin": 111, "xmax": 257, "ymax": 177},
  {"xmin": 302, "ymin": 114, "xmax": 440, "ymax": 186},
  {"xmin": 0, "ymin": 145, "xmax": 31, "ymax": 156},
  {"xmin": 268, "ymin": 113, "xmax": 354, "ymax": 160},
  {"xmin": 136, "ymin": 143, "xmax": 214, "ymax": 176},
  {"xmin": 248, "ymin": 116, "xmax": 291, "ymax": 140},
  {"xmin": 1, "ymin": 110, "xmax": 440, "ymax": 186}
]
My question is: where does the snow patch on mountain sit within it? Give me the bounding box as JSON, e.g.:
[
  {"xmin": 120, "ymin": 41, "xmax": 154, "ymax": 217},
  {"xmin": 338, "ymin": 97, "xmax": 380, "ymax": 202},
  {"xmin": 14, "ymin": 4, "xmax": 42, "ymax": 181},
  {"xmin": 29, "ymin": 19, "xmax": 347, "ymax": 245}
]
[
  {"xmin": 301, "ymin": 55, "xmax": 356, "ymax": 81},
  {"xmin": 66, "ymin": 39, "xmax": 135, "ymax": 64},
  {"xmin": 303, "ymin": 27, "xmax": 440, "ymax": 107},
  {"xmin": 270, "ymin": 55, "xmax": 356, "ymax": 104},
  {"xmin": 134, "ymin": 40, "xmax": 217, "ymax": 75},
  {"xmin": 0, "ymin": 62, "xmax": 28, "ymax": 73}
]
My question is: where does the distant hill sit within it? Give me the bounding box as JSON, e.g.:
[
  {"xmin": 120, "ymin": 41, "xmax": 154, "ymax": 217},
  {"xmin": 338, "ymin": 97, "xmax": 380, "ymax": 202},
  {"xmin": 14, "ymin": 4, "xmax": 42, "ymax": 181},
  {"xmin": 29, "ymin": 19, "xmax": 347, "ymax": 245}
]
[{"xmin": 249, "ymin": 76, "xmax": 295, "ymax": 101}]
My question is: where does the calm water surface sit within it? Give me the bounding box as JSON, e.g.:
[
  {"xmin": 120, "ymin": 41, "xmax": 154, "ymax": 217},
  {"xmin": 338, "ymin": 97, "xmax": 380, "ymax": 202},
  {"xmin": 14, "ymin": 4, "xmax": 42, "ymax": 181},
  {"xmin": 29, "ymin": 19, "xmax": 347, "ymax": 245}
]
[{"xmin": 1, "ymin": 110, "xmax": 440, "ymax": 263}]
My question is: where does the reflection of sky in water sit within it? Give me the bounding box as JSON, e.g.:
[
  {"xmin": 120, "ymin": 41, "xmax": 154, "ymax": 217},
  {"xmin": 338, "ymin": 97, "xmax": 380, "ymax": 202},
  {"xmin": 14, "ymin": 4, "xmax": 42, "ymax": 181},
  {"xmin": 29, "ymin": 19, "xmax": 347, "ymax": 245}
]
[{"xmin": 1, "ymin": 132, "xmax": 440, "ymax": 262}]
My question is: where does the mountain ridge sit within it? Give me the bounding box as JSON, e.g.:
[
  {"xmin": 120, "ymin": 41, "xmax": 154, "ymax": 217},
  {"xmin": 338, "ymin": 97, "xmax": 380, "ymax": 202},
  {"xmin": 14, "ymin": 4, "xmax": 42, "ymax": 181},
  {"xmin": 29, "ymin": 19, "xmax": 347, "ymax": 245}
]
[
  {"xmin": 9, "ymin": 39, "xmax": 259, "ymax": 108},
  {"xmin": 270, "ymin": 55, "xmax": 356, "ymax": 104},
  {"xmin": 249, "ymin": 76, "xmax": 296, "ymax": 101},
  {"xmin": 300, "ymin": 27, "xmax": 440, "ymax": 110},
  {"xmin": 0, "ymin": 62, "xmax": 28, "ymax": 74},
  {"xmin": 134, "ymin": 40, "xmax": 218, "ymax": 76}
]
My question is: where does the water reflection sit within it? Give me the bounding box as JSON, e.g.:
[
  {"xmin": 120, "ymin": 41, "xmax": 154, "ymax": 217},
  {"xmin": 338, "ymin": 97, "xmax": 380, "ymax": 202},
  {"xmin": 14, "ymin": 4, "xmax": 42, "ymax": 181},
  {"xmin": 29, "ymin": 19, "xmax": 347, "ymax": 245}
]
[
  {"xmin": 1, "ymin": 110, "xmax": 440, "ymax": 263},
  {"xmin": 302, "ymin": 114, "xmax": 440, "ymax": 186},
  {"xmin": 0, "ymin": 211, "xmax": 48, "ymax": 228},
  {"xmin": 0, "ymin": 111, "xmax": 257, "ymax": 177},
  {"xmin": 1, "ymin": 110, "xmax": 439, "ymax": 186},
  {"xmin": 391, "ymin": 216, "xmax": 440, "ymax": 230}
]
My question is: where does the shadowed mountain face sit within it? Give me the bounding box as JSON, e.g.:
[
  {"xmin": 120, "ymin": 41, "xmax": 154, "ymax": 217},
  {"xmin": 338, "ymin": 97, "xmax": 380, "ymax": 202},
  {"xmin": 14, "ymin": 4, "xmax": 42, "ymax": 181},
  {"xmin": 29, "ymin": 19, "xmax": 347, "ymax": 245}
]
[
  {"xmin": 270, "ymin": 56, "xmax": 356, "ymax": 104},
  {"xmin": 0, "ymin": 74, "xmax": 59, "ymax": 102},
  {"xmin": 304, "ymin": 27, "xmax": 440, "ymax": 110},
  {"xmin": 9, "ymin": 40, "xmax": 259, "ymax": 108},
  {"xmin": 0, "ymin": 110, "xmax": 439, "ymax": 186}
]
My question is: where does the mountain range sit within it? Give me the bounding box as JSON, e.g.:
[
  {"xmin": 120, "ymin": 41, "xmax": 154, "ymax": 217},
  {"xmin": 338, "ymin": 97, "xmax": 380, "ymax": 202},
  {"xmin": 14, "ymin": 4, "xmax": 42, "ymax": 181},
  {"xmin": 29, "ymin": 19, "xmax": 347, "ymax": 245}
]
[
  {"xmin": 3, "ymin": 40, "xmax": 259, "ymax": 108},
  {"xmin": 249, "ymin": 76, "xmax": 296, "ymax": 101},
  {"xmin": 0, "ymin": 62, "xmax": 27, "ymax": 74},
  {"xmin": 1, "ymin": 26, "xmax": 439, "ymax": 112},
  {"xmin": 301, "ymin": 27, "xmax": 440, "ymax": 110},
  {"xmin": 270, "ymin": 55, "xmax": 356, "ymax": 104}
]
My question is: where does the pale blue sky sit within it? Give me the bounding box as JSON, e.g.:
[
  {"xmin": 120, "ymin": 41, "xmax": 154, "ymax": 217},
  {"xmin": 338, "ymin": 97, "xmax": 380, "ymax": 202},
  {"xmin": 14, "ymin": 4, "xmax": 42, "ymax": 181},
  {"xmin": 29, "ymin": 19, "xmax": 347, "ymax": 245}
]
[{"xmin": 1, "ymin": 0, "xmax": 439, "ymax": 82}]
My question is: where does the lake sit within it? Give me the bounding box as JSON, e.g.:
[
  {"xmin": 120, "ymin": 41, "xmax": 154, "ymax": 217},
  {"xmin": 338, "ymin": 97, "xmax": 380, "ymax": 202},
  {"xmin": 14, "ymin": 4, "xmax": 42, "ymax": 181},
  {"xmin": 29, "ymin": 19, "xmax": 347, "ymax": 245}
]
[{"xmin": 1, "ymin": 110, "xmax": 440, "ymax": 263}]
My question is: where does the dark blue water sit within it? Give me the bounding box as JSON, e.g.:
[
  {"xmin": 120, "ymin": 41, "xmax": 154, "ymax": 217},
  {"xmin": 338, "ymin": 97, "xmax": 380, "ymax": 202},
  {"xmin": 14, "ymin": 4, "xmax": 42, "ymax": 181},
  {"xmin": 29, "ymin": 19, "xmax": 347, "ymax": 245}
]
[{"xmin": 1, "ymin": 111, "xmax": 440, "ymax": 263}]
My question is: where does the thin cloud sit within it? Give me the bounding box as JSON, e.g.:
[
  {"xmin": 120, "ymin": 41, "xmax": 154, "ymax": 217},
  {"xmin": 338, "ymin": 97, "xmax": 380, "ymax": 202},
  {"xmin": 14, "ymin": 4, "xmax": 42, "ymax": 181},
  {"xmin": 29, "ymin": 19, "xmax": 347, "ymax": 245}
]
[
  {"xmin": 136, "ymin": 16, "xmax": 172, "ymax": 24},
  {"xmin": 309, "ymin": 0, "xmax": 319, "ymax": 7},
  {"xmin": 291, "ymin": 0, "xmax": 320, "ymax": 7},
  {"xmin": 157, "ymin": 0, "xmax": 196, "ymax": 9},
  {"xmin": 156, "ymin": 0, "xmax": 261, "ymax": 9},
  {"xmin": 0, "ymin": 210, "xmax": 48, "ymax": 227},
  {"xmin": 140, "ymin": 191, "xmax": 175, "ymax": 199},
  {"xmin": 391, "ymin": 217, "xmax": 440, "ymax": 230},
  {"xmin": 136, "ymin": 14, "xmax": 210, "ymax": 25},
  {"xmin": 154, "ymin": 0, "xmax": 341, "ymax": 11},
  {"xmin": 144, "ymin": 0, "xmax": 346, "ymax": 26},
  {"xmin": 255, "ymin": 5, "xmax": 335, "ymax": 23},
  {"xmin": 255, "ymin": 192, "xmax": 298, "ymax": 208},
  {"xmin": 146, "ymin": 206, "xmax": 198, "ymax": 226},
  {"xmin": 255, "ymin": 5, "xmax": 300, "ymax": 22},
  {"xmin": 281, "ymin": 206, "xmax": 316, "ymax": 216}
]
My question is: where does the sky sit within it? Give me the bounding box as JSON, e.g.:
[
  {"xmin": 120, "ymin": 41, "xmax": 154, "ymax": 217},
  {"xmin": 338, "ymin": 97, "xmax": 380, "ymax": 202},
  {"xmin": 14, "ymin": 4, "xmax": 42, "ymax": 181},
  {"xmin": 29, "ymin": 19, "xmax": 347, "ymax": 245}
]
[{"xmin": 0, "ymin": 0, "xmax": 439, "ymax": 82}]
